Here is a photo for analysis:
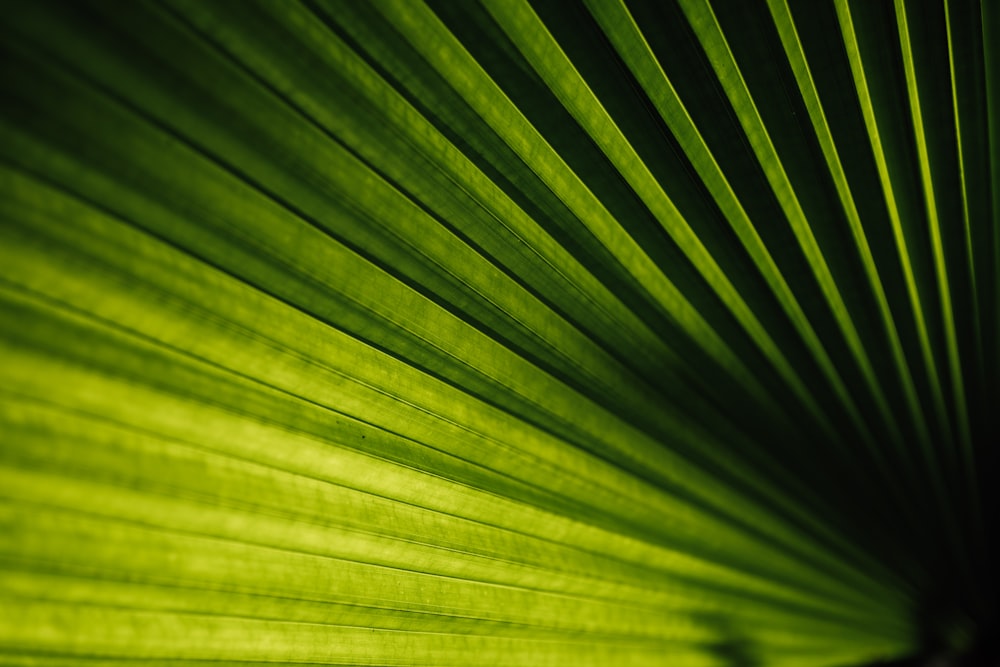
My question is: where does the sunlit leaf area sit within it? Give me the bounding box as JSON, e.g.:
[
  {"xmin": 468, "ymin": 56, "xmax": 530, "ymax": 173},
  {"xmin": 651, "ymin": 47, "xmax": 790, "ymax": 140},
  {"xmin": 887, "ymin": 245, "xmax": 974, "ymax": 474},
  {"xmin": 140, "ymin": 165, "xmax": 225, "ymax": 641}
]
[{"xmin": 1, "ymin": 0, "xmax": 996, "ymax": 665}]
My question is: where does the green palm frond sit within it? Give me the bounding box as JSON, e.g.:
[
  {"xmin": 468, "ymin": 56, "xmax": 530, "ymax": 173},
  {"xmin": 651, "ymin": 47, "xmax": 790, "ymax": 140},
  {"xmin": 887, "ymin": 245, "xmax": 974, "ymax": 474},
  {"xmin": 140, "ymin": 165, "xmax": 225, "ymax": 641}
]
[{"xmin": 0, "ymin": 0, "xmax": 996, "ymax": 665}]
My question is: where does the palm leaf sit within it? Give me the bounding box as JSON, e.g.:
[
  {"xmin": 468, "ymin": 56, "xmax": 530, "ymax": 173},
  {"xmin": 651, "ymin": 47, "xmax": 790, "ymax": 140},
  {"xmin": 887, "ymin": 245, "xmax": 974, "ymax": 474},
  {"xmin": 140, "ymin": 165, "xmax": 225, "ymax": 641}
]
[{"xmin": 0, "ymin": 0, "xmax": 995, "ymax": 665}]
